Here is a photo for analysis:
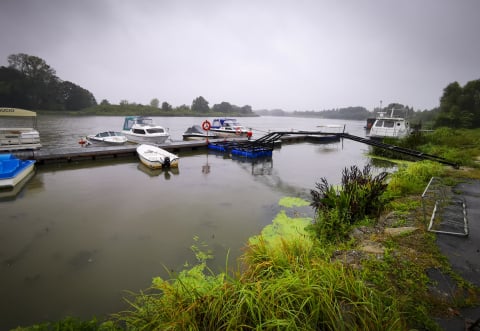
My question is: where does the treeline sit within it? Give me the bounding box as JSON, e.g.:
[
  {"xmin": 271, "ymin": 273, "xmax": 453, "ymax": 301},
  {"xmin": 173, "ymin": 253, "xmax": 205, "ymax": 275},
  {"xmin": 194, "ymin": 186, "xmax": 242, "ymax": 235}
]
[
  {"xmin": 256, "ymin": 106, "xmax": 371, "ymax": 120},
  {"xmin": 256, "ymin": 78, "xmax": 480, "ymax": 130},
  {"xmin": 2, "ymin": 53, "xmax": 479, "ymax": 128},
  {"xmin": 0, "ymin": 53, "xmax": 255, "ymax": 116},
  {"xmin": 0, "ymin": 53, "xmax": 97, "ymax": 111},
  {"xmin": 84, "ymin": 97, "xmax": 255, "ymax": 116},
  {"xmin": 435, "ymin": 79, "xmax": 480, "ymax": 128}
]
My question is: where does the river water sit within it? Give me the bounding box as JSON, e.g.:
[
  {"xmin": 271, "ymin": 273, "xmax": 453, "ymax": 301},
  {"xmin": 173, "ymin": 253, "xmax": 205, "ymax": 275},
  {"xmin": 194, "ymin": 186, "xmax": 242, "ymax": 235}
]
[{"xmin": 0, "ymin": 115, "xmax": 378, "ymax": 330}]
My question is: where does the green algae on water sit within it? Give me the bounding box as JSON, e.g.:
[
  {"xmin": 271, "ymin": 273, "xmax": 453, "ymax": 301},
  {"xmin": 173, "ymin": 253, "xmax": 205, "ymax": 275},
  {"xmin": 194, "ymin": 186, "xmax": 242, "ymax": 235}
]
[{"xmin": 278, "ymin": 196, "xmax": 310, "ymax": 208}]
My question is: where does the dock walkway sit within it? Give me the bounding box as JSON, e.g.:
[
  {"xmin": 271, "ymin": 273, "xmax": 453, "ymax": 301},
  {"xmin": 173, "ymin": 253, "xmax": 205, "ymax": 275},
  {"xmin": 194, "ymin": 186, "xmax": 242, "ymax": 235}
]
[
  {"xmin": 10, "ymin": 135, "xmax": 308, "ymax": 164},
  {"xmin": 8, "ymin": 131, "xmax": 459, "ymax": 169}
]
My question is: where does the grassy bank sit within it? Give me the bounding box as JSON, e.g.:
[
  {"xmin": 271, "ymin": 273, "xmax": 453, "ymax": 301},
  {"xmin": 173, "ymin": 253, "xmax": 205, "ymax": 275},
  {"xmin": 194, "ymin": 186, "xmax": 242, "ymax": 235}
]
[{"xmin": 13, "ymin": 129, "xmax": 480, "ymax": 330}]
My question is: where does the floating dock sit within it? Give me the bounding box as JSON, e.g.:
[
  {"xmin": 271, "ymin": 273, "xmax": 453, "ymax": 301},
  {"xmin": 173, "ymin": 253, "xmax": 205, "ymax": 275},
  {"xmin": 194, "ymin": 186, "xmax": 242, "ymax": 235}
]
[
  {"xmin": 9, "ymin": 135, "xmax": 310, "ymax": 165},
  {"xmin": 7, "ymin": 131, "xmax": 459, "ymax": 169}
]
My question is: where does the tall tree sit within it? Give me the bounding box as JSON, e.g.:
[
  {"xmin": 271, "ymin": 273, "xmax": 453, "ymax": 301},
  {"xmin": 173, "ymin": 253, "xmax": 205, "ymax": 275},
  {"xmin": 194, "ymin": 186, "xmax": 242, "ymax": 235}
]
[
  {"xmin": 0, "ymin": 66, "xmax": 29, "ymax": 108},
  {"xmin": 8, "ymin": 53, "xmax": 58, "ymax": 84},
  {"xmin": 161, "ymin": 101, "xmax": 172, "ymax": 112},
  {"xmin": 2, "ymin": 53, "xmax": 97, "ymax": 110},
  {"xmin": 150, "ymin": 98, "xmax": 159, "ymax": 108},
  {"xmin": 191, "ymin": 96, "xmax": 210, "ymax": 113},
  {"xmin": 212, "ymin": 101, "xmax": 233, "ymax": 113},
  {"xmin": 435, "ymin": 80, "xmax": 480, "ymax": 128},
  {"xmin": 60, "ymin": 81, "xmax": 97, "ymax": 110}
]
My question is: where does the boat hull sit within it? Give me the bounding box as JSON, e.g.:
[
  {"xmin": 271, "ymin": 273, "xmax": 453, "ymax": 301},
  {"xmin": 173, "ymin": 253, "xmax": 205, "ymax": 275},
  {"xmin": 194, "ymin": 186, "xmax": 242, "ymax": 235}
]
[
  {"xmin": 182, "ymin": 133, "xmax": 219, "ymax": 141},
  {"xmin": 87, "ymin": 131, "xmax": 128, "ymax": 145},
  {"xmin": 123, "ymin": 132, "xmax": 170, "ymax": 145},
  {"xmin": 87, "ymin": 137, "xmax": 128, "ymax": 145},
  {"xmin": 209, "ymin": 129, "xmax": 249, "ymax": 138},
  {"xmin": 0, "ymin": 159, "xmax": 35, "ymax": 188}
]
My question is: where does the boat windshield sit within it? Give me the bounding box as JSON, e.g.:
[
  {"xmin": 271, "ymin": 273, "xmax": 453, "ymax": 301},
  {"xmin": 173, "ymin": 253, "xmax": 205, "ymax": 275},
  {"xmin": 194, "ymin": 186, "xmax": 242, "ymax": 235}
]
[
  {"xmin": 136, "ymin": 118, "xmax": 154, "ymax": 125},
  {"xmin": 146, "ymin": 128, "xmax": 165, "ymax": 134}
]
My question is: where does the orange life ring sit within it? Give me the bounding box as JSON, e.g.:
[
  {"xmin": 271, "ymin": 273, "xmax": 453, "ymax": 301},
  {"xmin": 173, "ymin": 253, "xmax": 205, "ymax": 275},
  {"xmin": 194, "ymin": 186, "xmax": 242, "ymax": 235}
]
[
  {"xmin": 202, "ymin": 120, "xmax": 211, "ymax": 131},
  {"xmin": 235, "ymin": 127, "xmax": 242, "ymax": 135}
]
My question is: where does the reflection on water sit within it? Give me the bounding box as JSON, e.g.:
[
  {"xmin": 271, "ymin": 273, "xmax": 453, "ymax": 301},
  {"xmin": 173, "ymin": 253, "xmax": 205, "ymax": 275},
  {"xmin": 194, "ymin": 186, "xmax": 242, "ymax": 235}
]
[
  {"xmin": 0, "ymin": 116, "xmax": 382, "ymax": 330},
  {"xmin": 137, "ymin": 163, "xmax": 180, "ymax": 179},
  {"xmin": 0, "ymin": 170, "xmax": 37, "ymax": 202}
]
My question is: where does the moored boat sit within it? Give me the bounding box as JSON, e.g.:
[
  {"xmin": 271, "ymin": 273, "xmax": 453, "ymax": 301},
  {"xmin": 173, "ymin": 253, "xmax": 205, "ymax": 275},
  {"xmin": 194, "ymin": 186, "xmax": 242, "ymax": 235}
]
[
  {"xmin": 0, "ymin": 108, "xmax": 41, "ymax": 151},
  {"xmin": 136, "ymin": 144, "xmax": 179, "ymax": 169},
  {"xmin": 0, "ymin": 153, "xmax": 36, "ymax": 188},
  {"xmin": 86, "ymin": 131, "xmax": 128, "ymax": 145},
  {"xmin": 369, "ymin": 110, "xmax": 411, "ymax": 139},
  {"xmin": 209, "ymin": 118, "xmax": 252, "ymax": 138},
  {"xmin": 182, "ymin": 125, "xmax": 219, "ymax": 140},
  {"xmin": 122, "ymin": 116, "xmax": 170, "ymax": 144}
]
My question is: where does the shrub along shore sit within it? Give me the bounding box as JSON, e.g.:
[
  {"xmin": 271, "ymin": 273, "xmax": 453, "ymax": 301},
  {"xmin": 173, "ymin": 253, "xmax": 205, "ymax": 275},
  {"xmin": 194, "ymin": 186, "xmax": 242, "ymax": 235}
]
[{"xmin": 14, "ymin": 129, "xmax": 480, "ymax": 331}]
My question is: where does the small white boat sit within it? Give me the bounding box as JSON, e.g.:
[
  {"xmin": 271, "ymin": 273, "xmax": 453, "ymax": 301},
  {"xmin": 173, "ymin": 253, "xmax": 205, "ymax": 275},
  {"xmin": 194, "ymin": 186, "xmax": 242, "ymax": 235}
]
[
  {"xmin": 209, "ymin": 118, "xmax": 252, "ymax": 138},
  {"xmin": 122, "ymin": 116, "xmax": 170, "ymax": 144},
  {"xmin": 136, "ymin": 144, "xmax": 179, "ymax": 169},
  {"xmin": 0, "ymin": 108, "xmax": 41, "ymax": 151},
  {"xmin": 0, "ymin": 153, "xmax": 36, "ymax": 188},
  {"xmin": 182, "ymin": 125, "xmax": 219, "ymax": 140},
  {"xmin": 369, "ymin": 110, "xmax": 411, "ymax": 139},
  {"xmin": 86, "ymin": 131, "xmax": 128, "ymax": 145}
]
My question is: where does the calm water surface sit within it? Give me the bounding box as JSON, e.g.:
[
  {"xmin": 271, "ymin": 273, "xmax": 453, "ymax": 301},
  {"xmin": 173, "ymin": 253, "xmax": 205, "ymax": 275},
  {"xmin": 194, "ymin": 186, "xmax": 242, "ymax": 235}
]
[{"xmin": 0, "ymin": 116, "xmax": 376, "ymax": 330}]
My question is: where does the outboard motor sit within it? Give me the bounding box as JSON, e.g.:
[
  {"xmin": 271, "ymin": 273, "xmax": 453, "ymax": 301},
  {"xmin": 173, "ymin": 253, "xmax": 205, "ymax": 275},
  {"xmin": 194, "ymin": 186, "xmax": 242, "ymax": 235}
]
[{"xmin": 162, "ymin": 156, "xmax": 171, "ymax": 169}]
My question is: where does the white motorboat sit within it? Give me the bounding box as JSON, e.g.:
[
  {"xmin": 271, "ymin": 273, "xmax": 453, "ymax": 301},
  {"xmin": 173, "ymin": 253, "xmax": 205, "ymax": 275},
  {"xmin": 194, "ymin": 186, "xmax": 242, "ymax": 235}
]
[
  {"xmin": 0, "ymin": 153, "xmax": 36, "ymax": 188},
  {"xmin": 369, "ymin": 110, "xmax": 411, "ymax": 139},
  {"xmin": 209, "ymin": 118, "xmax": 252, "ymax": 138},
  {"xmin": 136, "ymin": 144, "xmax": 179, "ymax": 169},
  {"xmin": 0, "ymin": 108, "xmax": 41, "ymax": 151},
  {"xmin": 122, "ymin": 116, "xmax": 170, "ymax": 144},
  {"xmin": 86, "ymin": 131, "xmax": 128, "ymax": 145}
]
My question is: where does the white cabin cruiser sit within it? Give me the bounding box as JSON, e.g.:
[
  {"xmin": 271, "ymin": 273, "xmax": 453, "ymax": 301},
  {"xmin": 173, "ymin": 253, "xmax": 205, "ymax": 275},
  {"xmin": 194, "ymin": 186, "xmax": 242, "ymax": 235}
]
[
  {"xmin": 0, "ymin": 108, "xmax": 41, "ymax": 151},
  {"xmin": 122, "ymin": 116, "xmax": 170, "ymax": 144},
  {"xmin": 369, "ymin": 111, "xmax": 411, "ymax": 139}
]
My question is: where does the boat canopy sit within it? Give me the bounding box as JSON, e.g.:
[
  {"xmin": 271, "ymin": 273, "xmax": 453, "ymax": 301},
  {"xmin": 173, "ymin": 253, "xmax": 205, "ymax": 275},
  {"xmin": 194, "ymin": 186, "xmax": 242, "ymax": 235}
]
[
  {"xmin": 0, "ymin": 108, "xmax": 37, "ymax": 117},
  {"xmin": 123, "ymin": 116, "xmax": 154, "ymax": 130}
]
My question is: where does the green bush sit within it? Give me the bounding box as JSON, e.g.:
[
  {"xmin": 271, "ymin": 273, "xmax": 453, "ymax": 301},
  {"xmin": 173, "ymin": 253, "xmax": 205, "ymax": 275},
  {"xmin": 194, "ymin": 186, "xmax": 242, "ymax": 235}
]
[{"xmin": 309, "ymin": 165, "xmax": 389, "ymax": 241}]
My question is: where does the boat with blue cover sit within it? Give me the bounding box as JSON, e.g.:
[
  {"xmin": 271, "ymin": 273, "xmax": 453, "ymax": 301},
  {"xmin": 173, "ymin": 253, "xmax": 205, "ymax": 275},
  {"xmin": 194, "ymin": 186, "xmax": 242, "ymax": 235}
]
[
  {"xmin": 209, "ymin": 118, "xmax": 251, "ymax": 138},
  {"xmin": 0, "ymin": 153, "xmax": 36, "ymax": 188}
]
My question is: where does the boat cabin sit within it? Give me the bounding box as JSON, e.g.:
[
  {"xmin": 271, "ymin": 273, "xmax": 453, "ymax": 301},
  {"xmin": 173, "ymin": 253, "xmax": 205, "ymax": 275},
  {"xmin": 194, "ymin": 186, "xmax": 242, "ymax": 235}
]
[
  {"xmin": 122, "ymin": 116, "xmax": 167, "ymax": 134},
  {"xmin": 0, "ymin": 108, "xmax": 41, "ymax": 151},
  {"xmin": 369, "ymin": 112, "xmax": 410, "ymax": 139},
  {"xmin": 211, "ymin": 118, "xmax": 242, "ymax": 130}
]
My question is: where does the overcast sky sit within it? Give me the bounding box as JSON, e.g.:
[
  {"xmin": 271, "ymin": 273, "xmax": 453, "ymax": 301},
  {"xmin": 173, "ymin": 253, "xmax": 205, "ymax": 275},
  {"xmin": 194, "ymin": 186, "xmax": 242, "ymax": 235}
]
[{"xmin": 1, "ymin": 0, "xmax": 479, "ymax": 111}]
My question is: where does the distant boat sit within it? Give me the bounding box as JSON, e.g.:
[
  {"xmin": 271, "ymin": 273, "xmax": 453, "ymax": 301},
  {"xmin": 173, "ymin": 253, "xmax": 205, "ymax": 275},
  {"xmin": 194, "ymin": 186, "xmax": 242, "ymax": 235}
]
[
  {"xmin": 136, "ymin": 144, "xmax": 179, "ymax": 169},
  {"xmin": 0, "ymin": 153, "xmax": 36, "ymax": 189},
  {"xmin": 86, "ymin": 131, "xmax": 128, "ymax": 145},
  {"xmin": 122, "ymin": 116, "xmax": 170, "ymax": 144},
  {"xmin": 369, "ymin": 110, "xmax": 411, "ymax": 139},
  {"xmin": 0, "ymin": 107, "xmax": 41, "ymax": 151}
]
